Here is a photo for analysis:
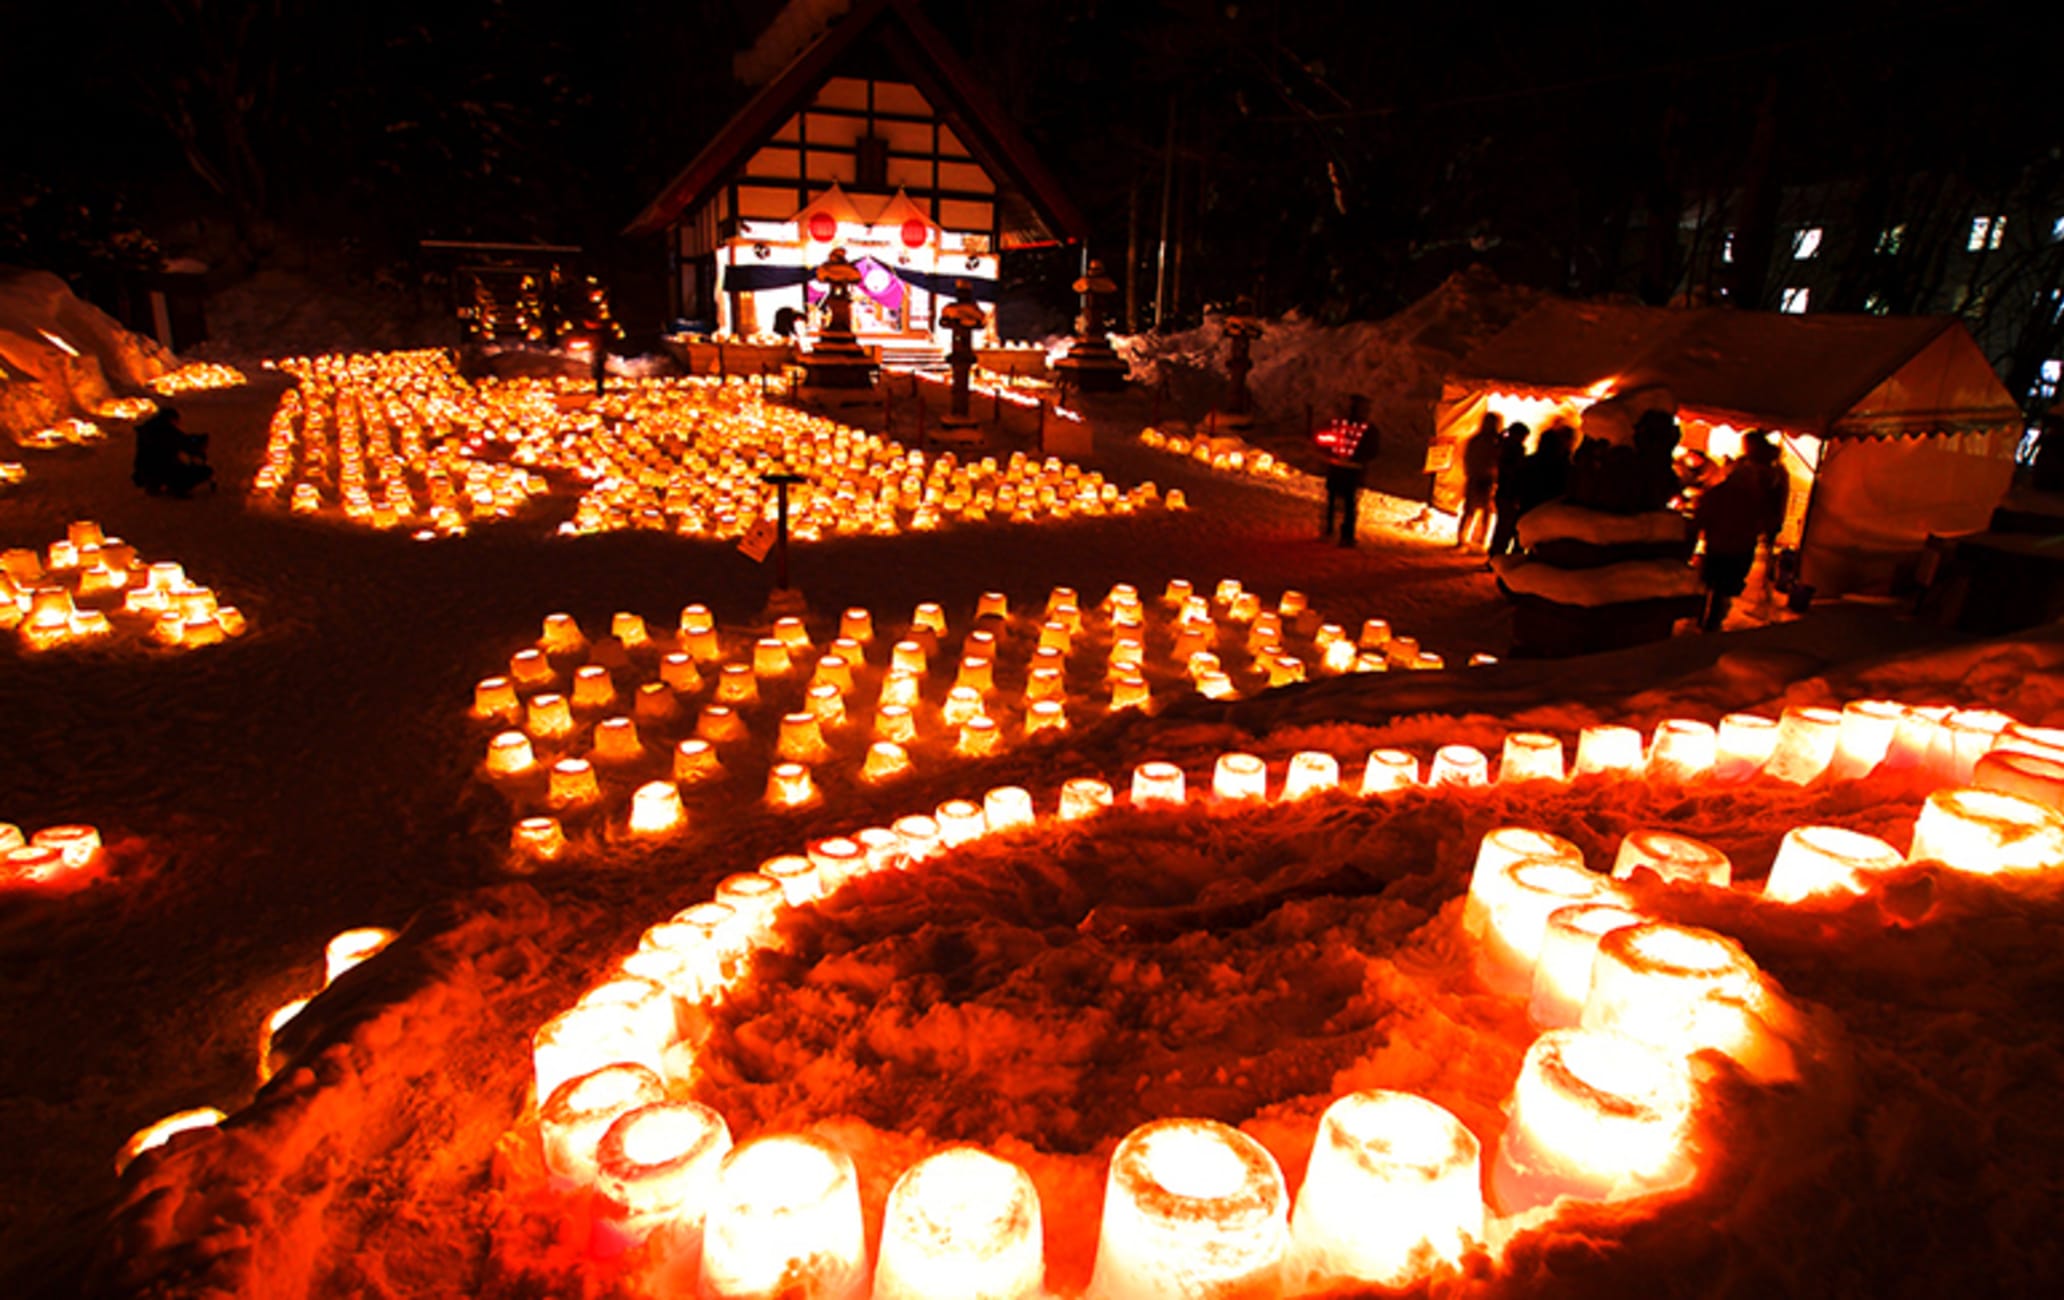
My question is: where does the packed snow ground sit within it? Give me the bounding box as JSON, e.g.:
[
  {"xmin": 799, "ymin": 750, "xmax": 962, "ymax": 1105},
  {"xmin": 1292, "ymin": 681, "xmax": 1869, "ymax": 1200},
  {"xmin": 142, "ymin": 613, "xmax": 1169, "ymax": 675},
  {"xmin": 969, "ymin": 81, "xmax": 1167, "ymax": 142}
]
[{"xmin": 5, "ymin": 352, "xmax": 2059, "ymax": 1297}]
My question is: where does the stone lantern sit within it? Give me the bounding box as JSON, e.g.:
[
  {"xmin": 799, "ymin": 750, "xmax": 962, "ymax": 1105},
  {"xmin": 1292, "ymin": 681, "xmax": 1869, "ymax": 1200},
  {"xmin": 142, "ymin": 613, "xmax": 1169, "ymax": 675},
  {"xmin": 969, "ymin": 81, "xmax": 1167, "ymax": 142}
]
[
  {"xmin": 938, "ymin": 280, "xmax": 987, "ymax": 429},
  {"xmin": 801, "ymin": 248, "xmax": 875, "ymax": 394},
  {"xmin": 1053, "ymin": 257, "xmax": 1126, "ymax": 392}
]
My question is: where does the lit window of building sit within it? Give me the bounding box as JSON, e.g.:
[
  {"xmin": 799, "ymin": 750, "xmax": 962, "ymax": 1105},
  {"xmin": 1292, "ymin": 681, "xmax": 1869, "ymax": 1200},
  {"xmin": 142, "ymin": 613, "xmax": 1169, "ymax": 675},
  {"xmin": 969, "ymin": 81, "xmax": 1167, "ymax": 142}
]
[
  {"xmin": 1792, "ymin": 227, "xmax": 1823, "ymax": 259},
  {"xmin": 1780, "ymin": 287, "xmax": 1810, "ymax": 314},
  {"xmin": 1969, "ymin": 216, "xmax": 2006, "ymax": 252},
  {"xmin": 1875, "ymin": 224, "xmax": 1905, "ymax": 255}
]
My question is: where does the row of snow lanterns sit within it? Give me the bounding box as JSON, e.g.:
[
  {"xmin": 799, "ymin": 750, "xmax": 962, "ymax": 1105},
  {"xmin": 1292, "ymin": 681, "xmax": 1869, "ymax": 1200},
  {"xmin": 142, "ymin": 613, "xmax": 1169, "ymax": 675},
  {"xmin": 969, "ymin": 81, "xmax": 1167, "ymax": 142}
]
[
  {"xmin": 14, "ymin": 416, "xmax": 107, "ymax": 451},
  {"xmin": 113, "ymin": 926, "xmax": 399, "ymax": 1176},
  {"xmin": 147, "ymin": 362, "xmax": 247, "ymax": 396},
  {"xmin": 475, "ymin": 579, "xmax": 1450, "ymax": 861},
  {"xmin": 520, "ymin": 690, "xmax": 2064, "ymax": 1297},
  {"xmin": 0, "ymin": 520, "xmax": 245, "ymax": 651},
  {"xmin": 0, "ymin": 821, "xmax": 104, "ymax": 891},
  {"xmin": 1138, "ymin": 426, "xmax": 1296, "ymax": 481}
]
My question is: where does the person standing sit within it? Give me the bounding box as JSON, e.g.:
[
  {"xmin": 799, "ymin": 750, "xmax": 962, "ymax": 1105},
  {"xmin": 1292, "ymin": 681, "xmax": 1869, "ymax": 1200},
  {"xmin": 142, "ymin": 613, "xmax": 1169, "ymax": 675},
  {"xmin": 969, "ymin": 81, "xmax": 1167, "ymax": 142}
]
[
  {"xmin": 1486, "ymin": 421, "xmax": 1532, "ymax": 557},
  {"xmin": 1322, "ymin": 419, "xmax": 1378, "ymax": 546},
  {"xmin": 1455, "ymin": 412, "xmax": 1501, "ymax": 551},
  {"xmin": 1693, "ymin": 449, "xmax": 1776, "ymax": 632}
]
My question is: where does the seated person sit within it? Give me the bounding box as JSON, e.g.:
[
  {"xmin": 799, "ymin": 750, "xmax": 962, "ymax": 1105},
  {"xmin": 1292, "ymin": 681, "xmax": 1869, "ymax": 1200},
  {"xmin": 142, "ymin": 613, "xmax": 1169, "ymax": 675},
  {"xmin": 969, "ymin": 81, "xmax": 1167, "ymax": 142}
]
[{"xmin": 133, "ymin": 405, "xmax": 214, "ymax": 497}]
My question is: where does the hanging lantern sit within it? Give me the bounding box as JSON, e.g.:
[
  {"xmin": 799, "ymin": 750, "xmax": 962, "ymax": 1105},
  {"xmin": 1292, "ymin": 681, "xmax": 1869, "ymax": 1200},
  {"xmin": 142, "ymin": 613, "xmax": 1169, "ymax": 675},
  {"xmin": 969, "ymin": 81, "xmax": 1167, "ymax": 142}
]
[
  {"xmin": 1490, "ymin": 1029, "xmax": 1695, "ymax": 1214},
  {"xmin": 1287, "ymin": 1091, "xmax": 1483, "ymax": 1290},
  {"xmin": 1087, "ymin": 1118, "xmax": 1291, "ymax": 1300},
  {"xmin": 874, "ymin": 1147, "xmax": 1044, "ymax": 1300},
  {"xmin": 808, "ymin": 211, "xmax": 839, "ymax": 243}
]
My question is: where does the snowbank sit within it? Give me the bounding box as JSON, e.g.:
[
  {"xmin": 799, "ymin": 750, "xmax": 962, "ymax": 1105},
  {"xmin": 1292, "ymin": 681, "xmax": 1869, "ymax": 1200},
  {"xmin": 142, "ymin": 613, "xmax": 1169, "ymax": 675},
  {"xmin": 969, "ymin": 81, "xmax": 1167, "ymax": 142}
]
[
  {"xmin": 1494, "ymin": 554, "xmax": 1706, "ymax": 607},
  {"xmin": 0, "ymin": 267, "xmax": 174, "ymax": 443}
]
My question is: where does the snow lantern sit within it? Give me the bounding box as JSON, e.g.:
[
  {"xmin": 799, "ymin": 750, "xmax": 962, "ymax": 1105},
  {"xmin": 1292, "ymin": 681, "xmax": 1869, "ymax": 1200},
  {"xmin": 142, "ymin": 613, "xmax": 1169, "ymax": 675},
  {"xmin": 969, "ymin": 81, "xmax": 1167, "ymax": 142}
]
[
  {"xmin": 891, "ymin": 816, "xmax": 943, "ymax": 862},
  {"xmin": 1938, "ymin": 709, "xmax": 2015, "ymax": 784},
  {"xmin": 935, "ymin": 799, "xmax": 987, "ymax": 846},
  {"xmin": 610, "ymin": 611, "xmax": 650, "ymax": 651},
  {"xmin": 1282, "ymin": 751, "xmax": 1341, "ymax": 800},
  {"xmin": 1131, "ymin": 762, "xmax": 1186, "ymax": 808},
  {"xmin": 1087, "ymin": 1118, "xmax": 1291, "ymax": 1299},
  {"xmin": 874, "ymin": 1148, "xmax": 1045, "ymax": 1300},
  {"xmin": 674, "ymin": 739, "xmax": 724, "ymax": 784},
  {"xmin": 629, "ymin": 781, "xmax": 686, "ymax": 836},
  {"xmin": 812, "ymin": 654, "xmax": 855, "ymax": 694},
  {"xmin": 1490, "ymin": 1029, "xmax": 1695, "ymax": 1214},
  {"xmin": 510, "ymin": 648, "xmax": 554, "ymax": 688},
  {"xmin": 1213, "ymin": 753, "xmax": 1269, "ymax": 804},
  {"xmin": 1994, "ymin": 722, "xmax": 2064, "ymax": 765},
  {"xmin": 1574, "ymin": 726, "xmax": 1645, "ymax": 777},
  {"xmin": 1831, "ymin": 699, "xmax": 1906, "ymax": 778},
  {"xmin": 1429, "ymin": 746, "xmax": 1489, "ymax": 787},
  {"xmin": 958, "ymin": 715, "xmax": 1002, "ymax": 757},
  {"xmin": 698, "ymin": 705, "xmax": 748, "ymax": 744},
  {"xmin": 1059, "ymin": 778, "xmax": 1115, "ymax": 821},
  {"xmin": 548, "ymin": 758, "xmax": 602, "ymax": 808},
  {"xmin": 715, "ymin": 664, "xmax": 760, "ymax": 707},
  {"xmin": 596, "ymin": 1100, "xmax": 733, "ymax": 1240},
  {"xmin": 1500, "ymin": 733, "xmax": 1566, "ymax": 784},
  {"xmin": 579, "ymin": 976, "xmax": 678, "ymax": 1059},
  {"xmin": 532, "ymin": 1004, "xmax": 665, "ymax": 1105},
  {"xmin": 474, "ymin": 677, "xmax": 519, "ymax": 720},
  {"xmin": 540, "ymin": 1064, "xmax": 668, "ymax": 1185},
  {"xmin": 1764, "ymin": 706, "xmax": 1843, "ymax": 785},
  {"xmin": 1287, "ymin": 1091, "xmax": 1482, "ymax": 1289},
  {"xmin": 1464, "ymin": 828, "xmax": 1586, "ymax": 938},
  {"xmin": 1025, "ymin": 699, "xmax": 1068, "ymax": 736},
  {"xmin": 806, "ymin": 683, "xmax": 847, "ymax": 728},
  {"xmin": 678, "ymin": 606, "xmax": 722, "ymax": 661},
  {"xmin": 1612, "ymin": 830, "xmax": 1732, "ymax": 887},
  {"xmin": 891, "ymin": 640, "xmax": 928, "ymax": 675},
  {"xmin": 511, "ymin": 817, "xmax": 567, "ymax": 863},
  {"xmin": 1762, "ymin": 825, "xmax": 1907, "ymax": 903},
  {"xmin": 571, "ymin": 665, "xmax": 616, "ymax": 711},
  {"xmin": 1479, "ymin": 859, "xmax": 1619, "ymax": 995},
  {"xmin": 1362, "ymin": 749, "xmax": 1420, "ymax": 794},
  {"xmin": 1581, "ymin": 921, "xmax": 1784, "ymax": 1076},
  {"xmin": 1646, "ymin": 719, "xmax": 1718, "ymax": 782},
  {"xmin": 115, "ymin": 1107, "xmax": 227, "ymax": 1177},
  {"xmin": 592, "ymin": 717, "xmax": 643, "ymax": 762},
  {"xmin": 1715, "ymin": 713, "xmax": 1780, "ymax": 781},
  {"xmin": 913, "ymin": 602, "xmax": 948, "ymax": 636},
  {"xmin": 776, "ymin": 712, "xmax": 831, "ymax": 763},
  {"xmin": 1529, "ymin": 904, "xmax": 1646, "ymax": 1029},
  {"xmin": 540, "ymin": 612, "xmax": 586, "ymax": 656},
  {"xmin": 975, "ymin": 591, "xmax": 1009, "ymax": 621},
  {"xmin": 983, "ymin": 786, "xmax": 1035, "ymax": 832},
  {"xmin": 766, "ymin": 763, "xmax": 818, "ymax": 809},
  {"xmin": 715, "ymin": 874, "xmax": 783, "ymax": 941},
  {"xmin": 839, "ymin": 607, "xmax": 875, "ymax": 644},
  {"xmin": 525, "ymin": 693, "xmax": 575, "ymax": 740},
  {"xmin": 772, "ymin": 616, "xmax": 811, "ymax": 653},
  {"xmin": 1972, "ymin": 749, "xmax": 2064, "ymax": 810},
  {"xmin": 699, "ymin": 1134, "xmax": 868, "ymax": 1300},
  {"xmin": 752, "ymin": 637, "xmax": 793, "ymax": 678},
  {"xmin": 31, "ymin": 824, "xmax": 101, "ymax": 871},
  {"xmin": 856, "ymin": 827, "xmax": 904, "ymax": 874},
  {"xmin": 1909, "ymin": 788, "xmax": 2064, "ymax": 874},
  {"xmin": 943, "ymin": 686, "xmax": 985, "ymax": 727},
  {"xmin": 760, "ymin": 854, "xmax": 821, "ymax": 906},
  {"xmin": 1111, "ymin": 673, "xmax": 1152, "ymax": 711},
  {"xmin": 323, "ymin": 928, "xmax": 395, "ymax": 985}
]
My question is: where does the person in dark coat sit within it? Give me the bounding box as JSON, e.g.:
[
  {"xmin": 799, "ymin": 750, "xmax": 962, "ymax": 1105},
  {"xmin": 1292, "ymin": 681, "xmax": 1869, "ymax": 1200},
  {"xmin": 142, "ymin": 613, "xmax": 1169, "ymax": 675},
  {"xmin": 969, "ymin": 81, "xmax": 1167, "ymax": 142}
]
[
  {"xmin": 1486, "ymin": 422, "xmax": 1532, "ymax": 558},
  {"xmin": 133, "ymin": 405, "xmax": 213, "ymax": 497},
  {"xmin": 1519, "ymin": 421, "xmax": 1576, "ymax": 516},
  {"xmin": 1456, "ymin": 412, "xmax": 1501, "ymax": 550},
  {"xmin": 1322, "ymin": 420, "xmax": 1379, "ymax": 546},
  {"xmin": 1632, "ymin": 409, "xmax": 1684, "ymax": 512},
  {"xmin": 1694, "ymin": 448, "xmax": 1781, "ymax": 632}
]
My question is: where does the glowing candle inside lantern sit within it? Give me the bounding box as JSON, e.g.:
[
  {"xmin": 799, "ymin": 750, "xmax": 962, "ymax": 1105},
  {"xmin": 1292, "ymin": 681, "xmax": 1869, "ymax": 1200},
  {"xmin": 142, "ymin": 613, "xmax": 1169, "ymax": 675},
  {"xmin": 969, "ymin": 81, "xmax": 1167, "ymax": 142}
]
[
  {"xmin": 1582, "ymin": 922, "xmax": 1788, "ymax": 1077},
  {"xmin": 1362, "ymin": 749, "xmax": 1419, "ymax": 794},
  {"xmin": 700, "ymin": 1134, "xmax": 868, "ymax": 1300},
  {"xmin": 474, "ymin": 676, "xmax": 519, "ymax": 720},
  {"xmin": 1088, "ymin": 1118, "xmax": 1290, "ymax": 1300},
  {"xmin": 1282, "ymin": 751, "xmax": 1340, "ymax": 800},
  {"xmin": 540, "ymin": 1063, "xmax": 668, "ymax": 1186},
  {"xmin": 324, "ymin": 927, "xmax": 395, "ymax": 985},
  {"xmin": 875, "ymin": 1147, "xmax": 1045, "ymax": 1300},
  {"xmin": 1646, "ymin": 719, "xmax": 1717, "ymax": 782},
  {"xmin": 1715, "ymin": 712, "xmax": 1780, "ymax": 781},
  {"xmin": 533, "ymin": 1003, "xmax": 664, "ymax": 1104},
  {"xmin": 1490, "ymin": 1029, "xmax": 1694, "ymax": 1214},
  {"xmin": 1529, "ymin": 904, "xmax": 1645, "ymax": 1029},
  {"xmin": 1287, "ymin": 1091, "xmax": 1482, "ymax": 1290},
  {"xmin": 937, "ymin": 799, "xmax": 988, "ymax": 846},
  {"xmin": 984, "ymin": 786, "xmax": 1035, "ymax": 832},
  {"xmin": 1764, "ymin": 706, "xmax": 1843, "ymax": 785},
  {"xmin": 511, "ymin": 816, "xmax": 566, "ymax": 862},
  {"xmin": 1131, "ymin": 762, "xmax": 1186, "ymax": 808},
  {"xmin": 115, "ymin": 1107, "xmax": 227, "ymax": 1176},
  {"xmin": 628, "ymin": 781, "xmax": 686, "ymax": 835},
  {"xmin": 766, "ymin": 762, "xmax": 818, "ymax": 808},
  {"xmin": 761, "ymin": 854, "xmax": 821, "ymax": 905},
  {"xmin": 1762, "ymin": 824, "xmax": 1906, "ymax": 902},
  {"xmin": 839, "ymin": 607, "xmax": 874, "ymax": 643},
  {"xmin": 1573, "ymin": 725, "xmax": 1644, "ymax": 777},
  {"xmin": 1463, "ymin": 827, "xmax": 1585, "ymax": 937},
  {"xmin": 596, "ymin": 1100, "xmax": 733, "ymax": 1239},
  {"xmin": 1973, "ymin": 749, "xmax": 2064, "ymax": 811},
  {"xmin": 1213, "ymin": 753, "xmax": 1268, "ymax": 803},
  {"xmin": 1910, "ymin": 787, "xmax": 2064, "ymax": 874},
  {"xmin": 1429, "ymin": 745, "xmax": 1489, "ymax": 787},
  {"xmin": 1060, "ymin": 777, "xmax": 1115, "ymax": 821},
  {"xmin": 1830, "ymin": 699, "xmax": 1905, "ymax": 778},
  {"xmin": 1500, "ymin": 732, "xmax": 1565, "ymax": 783},
  {"xmin": 1479, "ymin": 859, "xmax": 1616, "ymax": 995},
  {"xmin": 1612, "ymin": 830, "xmax": 1731, "ymax": 887}
]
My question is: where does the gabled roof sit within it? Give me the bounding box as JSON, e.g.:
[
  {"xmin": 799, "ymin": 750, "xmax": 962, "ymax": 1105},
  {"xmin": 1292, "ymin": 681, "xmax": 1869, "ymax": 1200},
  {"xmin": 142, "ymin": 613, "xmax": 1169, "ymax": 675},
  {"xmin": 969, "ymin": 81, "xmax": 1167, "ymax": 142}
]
[
  {"xmin": 1452, "ymin": 301, "xmax": 2021, "ymax": 439},
  {"xmin": 625, "ymin": 0, "xmax": 1087, "ymax": 244}
]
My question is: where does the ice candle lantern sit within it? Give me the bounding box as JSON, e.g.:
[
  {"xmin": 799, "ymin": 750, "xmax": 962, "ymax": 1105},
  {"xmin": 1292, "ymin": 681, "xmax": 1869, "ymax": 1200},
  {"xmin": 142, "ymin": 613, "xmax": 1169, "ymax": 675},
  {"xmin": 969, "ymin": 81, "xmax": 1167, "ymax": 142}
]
[
  {"xmin": 874, "ymin": 1148, "xmax": 1045, "ymax": 1300},
  {"xmin": 1287, "ymin": 1091, "xmax": 1483, "ymax": 1289},
  {"xmin": 1490, "ymin": 1029, "xmax": 1695, "ymax": 1214},
  {"xmin": 699, "ymin": 1135, "xmax": 868, "ymax": 1300},
  {"xmin": 1087, "ymin": 1118, "xmax": 1291, "ymax": 1300}
]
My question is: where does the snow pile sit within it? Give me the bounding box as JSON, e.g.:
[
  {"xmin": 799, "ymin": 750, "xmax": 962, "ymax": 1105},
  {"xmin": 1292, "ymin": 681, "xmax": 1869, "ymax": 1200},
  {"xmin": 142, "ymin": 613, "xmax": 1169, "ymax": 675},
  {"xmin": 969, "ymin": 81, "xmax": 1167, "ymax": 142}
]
[
  {"xmin": 1118, "ymin": 267, "xmax": 1542, "ymax": 455},
  {"xmin": 0, "ymin": 267, "xmax": 174, "ymax": 444},
  {"xmin": 1493, "ymin": 554, "xmax": 1706, "ymax": 608}
]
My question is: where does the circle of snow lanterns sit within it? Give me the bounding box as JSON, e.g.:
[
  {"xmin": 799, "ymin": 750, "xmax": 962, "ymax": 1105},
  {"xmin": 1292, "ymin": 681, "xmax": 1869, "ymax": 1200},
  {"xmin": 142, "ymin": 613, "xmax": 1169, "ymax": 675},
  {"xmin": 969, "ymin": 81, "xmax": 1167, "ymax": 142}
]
[
  {"xmin": 1087, "ymin": 1118, "xmax": 1291, "ymax": 1299},
  {"xmin": 1287, "ymin": 1091, "xmax": 1483, "ymax": 1290},
  {"xmin": 873, "ymin": 1147, "xmax": 1045, "ymax": 1300}
]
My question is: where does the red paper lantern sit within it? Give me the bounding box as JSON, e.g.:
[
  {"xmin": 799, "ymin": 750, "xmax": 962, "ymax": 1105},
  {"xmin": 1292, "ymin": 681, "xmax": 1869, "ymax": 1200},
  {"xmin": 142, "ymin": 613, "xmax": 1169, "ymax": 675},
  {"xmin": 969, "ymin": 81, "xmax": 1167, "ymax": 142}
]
[
  {"xmin": 808, "ymin": 211, "xmax": 838, "ymax": 243},
  {"xmin": 900, "ymin": 217, "xmax": 930, "ymax": 249}
]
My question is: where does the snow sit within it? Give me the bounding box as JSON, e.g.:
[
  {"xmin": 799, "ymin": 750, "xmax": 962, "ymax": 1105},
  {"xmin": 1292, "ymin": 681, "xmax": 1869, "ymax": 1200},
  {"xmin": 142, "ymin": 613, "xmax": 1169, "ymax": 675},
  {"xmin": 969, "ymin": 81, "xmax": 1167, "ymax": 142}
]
[
  {"xmin": 1493, "ymin": 554, "xmax": 1707, "ymax": 607},
  {"xmin": 3, "ymin": 353, "xmax": 2062, "ymax": 1297},
  {"xmin": 0, "ymin": 268, "xmax": 175, "ymax": 444}
]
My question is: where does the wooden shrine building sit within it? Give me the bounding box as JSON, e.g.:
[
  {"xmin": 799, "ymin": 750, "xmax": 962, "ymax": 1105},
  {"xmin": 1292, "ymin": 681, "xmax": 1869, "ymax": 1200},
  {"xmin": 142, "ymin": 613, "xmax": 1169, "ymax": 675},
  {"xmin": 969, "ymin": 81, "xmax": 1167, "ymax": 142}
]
[{"xmin": 625, "ymin": 0, "xmax": 1087, "ymax": 353}]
